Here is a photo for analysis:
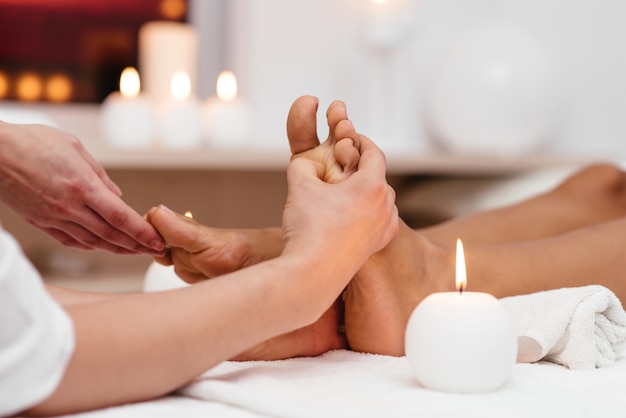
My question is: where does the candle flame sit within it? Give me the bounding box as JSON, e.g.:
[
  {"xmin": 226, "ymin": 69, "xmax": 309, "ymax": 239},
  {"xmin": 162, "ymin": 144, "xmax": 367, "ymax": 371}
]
[
  {"xmin": 120, "ymin": 67, "xmax": 140, "ymax": 98},
  {"xmin": 456, "ymin": 238, "xmax": 467, "ymax": 293},
  {"xmin": 216, "ymin": 70, "xmax": 238, "ymax": 101},
  {"xmin": 171, "ymin": 70, "xmax": 191, "ymax": 101},
  {"xmin": 16, "ymin": 72, "xmax": 43, "ymax": 101},
  {"xmin": 184, "ymin": 211, "xmax": 193, "ymax": 219}
]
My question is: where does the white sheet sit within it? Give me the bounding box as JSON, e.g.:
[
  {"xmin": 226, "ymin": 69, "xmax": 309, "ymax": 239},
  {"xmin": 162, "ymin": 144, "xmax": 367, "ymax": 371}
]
[{"xmin": 57, "ymin": 349, "xmax": 626, "ymax": 418}]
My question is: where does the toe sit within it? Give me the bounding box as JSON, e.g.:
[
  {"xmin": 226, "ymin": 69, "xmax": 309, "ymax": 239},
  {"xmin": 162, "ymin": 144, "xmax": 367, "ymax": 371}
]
[{"xmin": 287, "ymin": 95, "xmax": 321, "ymax": 154}]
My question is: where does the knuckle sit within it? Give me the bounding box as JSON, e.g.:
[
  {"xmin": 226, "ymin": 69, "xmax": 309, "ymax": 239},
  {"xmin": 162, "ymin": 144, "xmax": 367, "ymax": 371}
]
[
  {"xmin": 65, "ymin": 178, "xmax": 92, "ymax": 198},
  {"xmin": 46, "ymin": 199, "xmax": 70, "ymax": 218},
  {"xmin": 81, "ymin": 235, "xmax": 99, "ymax": 248},
  {"xmin": 101, "ymin": 226, "xmax": 122, "ymax": 242},
  {"xmin": 107, "ymin": 208, "xmax": 130, "ymax": 228}
]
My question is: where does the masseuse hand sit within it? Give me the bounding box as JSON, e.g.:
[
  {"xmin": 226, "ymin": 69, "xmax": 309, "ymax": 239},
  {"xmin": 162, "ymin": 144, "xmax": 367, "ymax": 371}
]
[
  {"xmin": 147, "ymin": 134, "xmax": 398, "ymax": 284},
  {"xmin": 0, "ymin": 121, "xmax": 164, "ymax": 255}
]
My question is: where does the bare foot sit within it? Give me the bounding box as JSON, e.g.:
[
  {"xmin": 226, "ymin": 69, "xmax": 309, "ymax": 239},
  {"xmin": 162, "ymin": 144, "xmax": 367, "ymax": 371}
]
[
  {"xmin": 142, "ymin": 96, "xmax": 364, "ymax": 361},
  {"xmin": 146, "ymin": 205, "xmax": 282, "ymax": 283},
  {"xmin": 344, "ymin": 163, "xmax": 626, "ymax": 356},
  {"xmin": 287, "ymin": 95, "xmax": 360, "ymax": 183},
  {"xmin": 233, "ymin": 299, "xmax": 347, "ymax": 361},
  {"xmin": 285, "ymin": 96, "xmax": 442, "ymax": 356}
]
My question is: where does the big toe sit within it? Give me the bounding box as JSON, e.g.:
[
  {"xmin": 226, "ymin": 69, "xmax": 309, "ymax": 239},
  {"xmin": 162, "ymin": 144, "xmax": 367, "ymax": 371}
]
[{"xmin": 287, "ymin": 95, "xmax": 321, "ymax": 154}]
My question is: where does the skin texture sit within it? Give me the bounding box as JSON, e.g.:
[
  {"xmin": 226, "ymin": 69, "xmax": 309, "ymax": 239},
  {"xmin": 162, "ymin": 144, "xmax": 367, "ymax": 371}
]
[
  {"xmin": 0, "ymin": 121, "xmax": 164, "ymax": 255},
  {"xmin": 24, "ymin": 97, "xmax": 398, "ymax": 416}
]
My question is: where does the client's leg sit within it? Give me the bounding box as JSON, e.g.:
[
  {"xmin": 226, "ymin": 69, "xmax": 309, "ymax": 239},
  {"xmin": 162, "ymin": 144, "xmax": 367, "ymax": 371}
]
[
  {"xmin": 147, "ymin": 97, "xmax": 362, "ymax": 360},
  {"xmin": 284, "ymin": 98, "xmax": 626, "ymax": 356},
  {"xmin": 350, "ymin": 215, "xmax": 626, "ymax": 356},
  {"xmin": 421, "ymin": 163, "xmax": 626, "ymax": 245}
]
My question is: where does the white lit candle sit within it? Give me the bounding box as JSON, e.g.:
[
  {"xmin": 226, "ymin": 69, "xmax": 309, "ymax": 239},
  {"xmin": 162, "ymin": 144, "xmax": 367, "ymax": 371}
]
[
  {"xmin": 139, "ymin": 21, "xmax": 199, "ymax": 103},
  {"xmin": 144, "ymin": 210, "xmax": 194, "ymax": 292},
  {"xmin": 405, "ymin": 239, "xmax": 517, "ymax": 393},
  {"xmin": 101, "ymin": 67, "xmax": 155, "ymax": 149},
  {"xmin": 364, "ymin": 0, "xmax": 416, "ymax": 49},
  {"xmin": 362, "ymin": 0, "xmax": 422, "ymax": 153},
  {"xmin": 158, "ymin": 70, "xmax": 203, "ymax": 150},
  {"xmin": 143, "ymin": 261, "xmax": 189, "ymax": 292},
  {"xmin": 203, "ymin": 70, "xmax": 252, "ymax": 148}
]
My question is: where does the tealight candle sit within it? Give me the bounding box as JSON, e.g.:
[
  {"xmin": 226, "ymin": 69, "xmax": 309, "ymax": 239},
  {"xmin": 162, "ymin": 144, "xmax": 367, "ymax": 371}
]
[
  {"xmin": 157, "ymin": 70, "xmax": 203, "ymax": 150},
  {"xmin": 101, "ymin": 67, "xmax": 155, "ymax": 149},
  {"xmin": 143, "ymin": 261, "xmax": 189, "ymax": 292},
  {"xmin": 405, "ymin": 239, "xmax": 517, "ymax": 393},
  {"xmin": 143, "ymin": 211, "xmax": 193, "ymax": 293},
  {"xmin": 364, "ymin": 0, "xmax": 416, "ymax": 50},
  {"xmin": 203, "ymin": 70, "xmax": 252, "ymax": 148}
]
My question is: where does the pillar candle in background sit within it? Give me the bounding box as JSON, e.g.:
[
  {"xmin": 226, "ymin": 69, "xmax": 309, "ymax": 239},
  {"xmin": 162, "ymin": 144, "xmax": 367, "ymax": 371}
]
[
  {"xmin": 139, "ymin": 21, "xmax": 199, "ymax": 103},
  {"xmin": 101, "ymin": 67, "xmax": 155, "ymax": 149},
  {"xmin": 158, "ymin": 70, "xmax": 203, "ymax": 150},
  {"xmin": 203, "ymin": 70, "xmax": 252, "ymax": 148},
  {"xmin": 363, "ymin": 0, "xmax": 422, "ymax": 153}
]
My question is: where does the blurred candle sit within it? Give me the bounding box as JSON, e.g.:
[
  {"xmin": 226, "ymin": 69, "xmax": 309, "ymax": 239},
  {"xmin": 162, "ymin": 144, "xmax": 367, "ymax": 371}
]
[
  {"xmin": 203, "ymin": 70, "xmax": 252, "ymax": 148},
  {"xmin": 364, "ymin": 0, "xmax": 416, "ymax": 49},
  {"xmin": 404, "ymin": 239, "xmax": 517, "ymax": 393},
  {"xmin": 139, "ymin": 21, "xmax": 199, "ymax": 103},
  {"xmin": 0, "ymin": 71, "xmax": 8, "ymax": 99},
  {"xmin": 158, "ymin": 70, "xmax": 202, "ymax": 150},
  {"xmin": 101, "ymin": 67, "xmax": 155, "ymax": 149},
  {"xmin": 143, "ymin": 261, "xmax": 189, "ymax": 293}
]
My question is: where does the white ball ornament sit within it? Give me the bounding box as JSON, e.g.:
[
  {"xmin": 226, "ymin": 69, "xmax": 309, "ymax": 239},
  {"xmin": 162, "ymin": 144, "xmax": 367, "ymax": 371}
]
[{"xmin": 424, "ymin": 23, "xmax": 562, "ymax": 156}]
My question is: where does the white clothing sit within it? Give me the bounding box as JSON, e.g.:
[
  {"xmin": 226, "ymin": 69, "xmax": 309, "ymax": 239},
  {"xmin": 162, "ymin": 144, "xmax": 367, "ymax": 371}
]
[{"xmin": 0, "ymin": 226, "xmax": 74, "ymax": 416}]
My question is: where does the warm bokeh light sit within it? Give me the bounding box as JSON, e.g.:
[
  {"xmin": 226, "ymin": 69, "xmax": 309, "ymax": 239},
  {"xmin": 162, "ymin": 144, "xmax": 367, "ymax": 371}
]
[
  {"xmin": 456, "ymin": 238, "xmax": 467, "ymax": 293},
  {"xmin": 120, "ymin": 67, "xmax": 140, "ymax": 98},
  {"xmin": 184, "ymin": 211, "xmax": 193, "ymax": 219},
  {"xmin": 0, "ymin": 72, "xmax": 8, "ymax": 99},
  {"xmin": 216, "ymin": 70, "xmax": 238, "ymax": 102},
  {"xmin": 45, "ymin": 73, "xmax": 73, "ymax": 102},
  {"xmin": 160, "ymin": 0, "xmax": 186, "ymax": 20},
  {"xmin": 170, "ymin": 70, "xmax": 191, "ymax": 100},
  {"xmin": 16, "ymin": 72, "xmax": 43, "ymax": 101}
]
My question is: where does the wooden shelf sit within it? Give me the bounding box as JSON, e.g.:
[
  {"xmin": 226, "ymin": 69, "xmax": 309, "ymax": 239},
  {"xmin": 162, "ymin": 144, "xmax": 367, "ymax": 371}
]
[
  {"xmin": 0, "ymin": 102, "xmax": 592, "ymax": 175},
  {"xmin": 0, "ymin": 102, "xmax": 596, "ymax": 294}
]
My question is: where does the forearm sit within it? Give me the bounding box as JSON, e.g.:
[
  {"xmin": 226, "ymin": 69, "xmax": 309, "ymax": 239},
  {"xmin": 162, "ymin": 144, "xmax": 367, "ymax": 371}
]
[
  {"xmin": 29, "ymin": 253, "xmax": 345, "ymax": 416},
  {"xmin": 45, "ymin": 284, "xmax": 118, "ymax": 306}
]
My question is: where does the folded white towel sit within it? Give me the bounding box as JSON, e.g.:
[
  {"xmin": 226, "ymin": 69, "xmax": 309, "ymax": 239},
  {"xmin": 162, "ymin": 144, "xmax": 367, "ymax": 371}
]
[{"xmin": 500, "ymin": 285, "xmax": 626, "ymax": 370}]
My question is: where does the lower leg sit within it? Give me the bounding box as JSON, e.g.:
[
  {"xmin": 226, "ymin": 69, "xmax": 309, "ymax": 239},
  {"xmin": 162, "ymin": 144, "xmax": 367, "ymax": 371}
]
[
  {"xmin": 346, "ymin": 164, "xmax": 626, "ymax": 355},
  {"xmin": 421, "ymin": 164, "xmax": 626, "ymax": 245},
  {"xmin": 348, "ymin": 215, "xmax": 626, "ymax": 356}
]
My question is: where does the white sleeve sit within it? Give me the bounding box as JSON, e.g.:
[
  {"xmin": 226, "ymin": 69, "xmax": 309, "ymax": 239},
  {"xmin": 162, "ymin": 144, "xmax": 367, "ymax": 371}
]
[{"xmin": 0, "ymin": 227, "xmax": 75, "ymax": 416}]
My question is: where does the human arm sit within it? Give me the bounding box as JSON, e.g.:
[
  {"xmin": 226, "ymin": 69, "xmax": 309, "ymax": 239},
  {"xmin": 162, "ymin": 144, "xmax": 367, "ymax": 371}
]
[
  {"xmin": 26, "ymin": 135, "xmax": 398, "ymax": 416},
  {"xmin": 44, "ymin": 284, "xmax": 118, "ymax": 306},
  {"xmin": 0, "ymin": 121, "xmax": 164, "ymax": 255}
]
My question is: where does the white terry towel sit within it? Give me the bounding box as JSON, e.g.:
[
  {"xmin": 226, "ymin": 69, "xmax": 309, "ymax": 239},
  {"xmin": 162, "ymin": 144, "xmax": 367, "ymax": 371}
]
[{"xmin": 500, "ymin": 285, "xmax": 626, "ymax": 370}]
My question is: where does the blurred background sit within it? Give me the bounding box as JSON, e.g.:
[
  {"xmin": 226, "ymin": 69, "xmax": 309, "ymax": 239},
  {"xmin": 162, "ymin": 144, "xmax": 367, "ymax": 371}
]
[{"xmin": 0, "ymin": 0, "xmax": 624, "ymax": 291}]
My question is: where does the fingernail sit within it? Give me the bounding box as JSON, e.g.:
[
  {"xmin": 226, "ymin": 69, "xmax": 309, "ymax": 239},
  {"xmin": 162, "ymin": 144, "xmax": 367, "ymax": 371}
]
[
  {"xmin": 159, "ymin": 204, "xmax": 175, "ymax": 216},
  {"xmin": 150, "ymin": 239, "xmax": 165, "ymax": 251}
]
